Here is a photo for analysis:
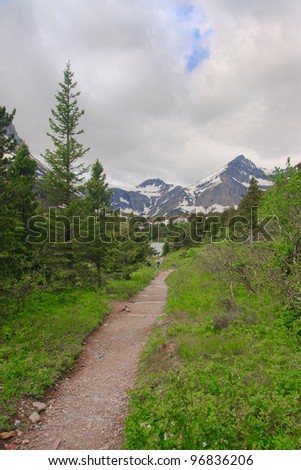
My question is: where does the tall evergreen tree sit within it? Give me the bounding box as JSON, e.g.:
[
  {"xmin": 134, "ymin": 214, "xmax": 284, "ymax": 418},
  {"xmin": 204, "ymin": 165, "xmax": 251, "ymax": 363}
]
[
  {"xmin": 233, "ymin": 177, "xmax": 264, "ymax": 241},
  {"xmin": 0, "ymin": 107, "xmax": 18, "ymax": 280},
  {"xmin": 9, "ymin": 143, "xmax": 37, "ymax": 239},
  {"xmin": 112, "ymin": 213, "xmax": 150, "ymax": 280},
  {"xmin": 41, "ymin": 62, "xmax": 90, "ymax": 278},
  {"xmin": 1, "ymin": 143, "xmax": 39, "ymax": 286},
  {"xmin": 0, "ymin": 106, "xmax": 16, "ymax": 160},
  {"xmin": 42, "ymin": 62, "xmax": 90, "ymax": 207},
  {"xmin": 238, "ymin": 177, "xmax": 263, "ymax": 216},
  {"xmin": 80, "ymin": 160, "xmax": 112, "ymax": 286},
  {"xmin": 0, "ymin": 106, "xmax": 17, "ymax": 202}
]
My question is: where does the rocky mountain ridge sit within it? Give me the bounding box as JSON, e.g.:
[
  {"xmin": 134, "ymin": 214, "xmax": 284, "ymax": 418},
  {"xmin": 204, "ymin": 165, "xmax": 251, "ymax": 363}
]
[
  {"xmin": 6, "ymin": 126, "xmax": 275, "ymax": 216},
  {"xmin": 110, "ymin": 155, "xmax": 274, "ymax": 216}
]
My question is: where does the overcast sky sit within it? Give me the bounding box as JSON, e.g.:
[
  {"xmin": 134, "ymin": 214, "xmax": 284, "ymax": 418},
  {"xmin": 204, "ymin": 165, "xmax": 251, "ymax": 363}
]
[{"xmin": 1, "ymin": 0, "xmax": 301, "ymax": 186}]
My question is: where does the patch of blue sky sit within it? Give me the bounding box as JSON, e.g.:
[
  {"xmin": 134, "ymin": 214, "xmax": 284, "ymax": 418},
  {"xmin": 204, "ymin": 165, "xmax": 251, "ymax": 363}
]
[
  {"xmin": 185, "ymin": 27, "xmax": 211, "ymax": 72},
  {"xmin": 194, "ymin": 27, "xmax": 212, "ymax": 41},
  {"xmin": 170, "ymin": 3, "xmax": 211, "ymax": 72},
  {"xmin": 186, "ymin": 48, "xmax": 209, "ymax": 72},
  {"xmin": 193, "ymin": 28, "xmax": 202, "ymax": 40},
  {"xmin": 176, "ymin": 5, "xmax": 194, "ymax": 22}
]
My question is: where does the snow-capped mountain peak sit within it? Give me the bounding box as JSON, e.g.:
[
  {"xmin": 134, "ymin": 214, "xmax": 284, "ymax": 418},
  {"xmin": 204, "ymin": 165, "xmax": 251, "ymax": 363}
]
[
  {"xmin": 110, "ymin": 155, "xmax": 275, "ymax": 216},
  {"xmin": 138, "ymin": 178, "xmax": 166, "ymax": 189}
]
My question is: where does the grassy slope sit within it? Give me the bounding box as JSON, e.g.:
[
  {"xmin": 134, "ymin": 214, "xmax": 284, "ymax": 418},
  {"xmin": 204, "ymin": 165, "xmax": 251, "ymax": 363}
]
[
  {"xmin": 0, "ymin": 264, "xmax": 155, "ymax": 431},
  {"xmin": 125, "ymin": 248, "xmax": 301, "ymax": 450}
]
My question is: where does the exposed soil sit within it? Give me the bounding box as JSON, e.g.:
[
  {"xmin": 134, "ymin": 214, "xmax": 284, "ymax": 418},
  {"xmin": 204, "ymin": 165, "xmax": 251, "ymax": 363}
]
[{"xmin": 13, "ymin": 270, "xmax": 172, "ymax": 450}]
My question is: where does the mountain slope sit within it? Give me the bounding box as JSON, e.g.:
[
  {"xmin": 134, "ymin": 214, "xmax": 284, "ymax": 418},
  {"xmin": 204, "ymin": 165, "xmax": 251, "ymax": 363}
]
[
  {"xmin": 111, "ymin": 155, "xmax": 274, "ymax": 216},
  {"xmin": 6, "ymin": 124, "xmax": 48, "ymax": 178}
]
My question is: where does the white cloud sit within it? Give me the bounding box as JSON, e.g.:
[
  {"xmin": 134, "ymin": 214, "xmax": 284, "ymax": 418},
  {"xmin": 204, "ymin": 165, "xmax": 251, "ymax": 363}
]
[{"xmin": 0, "ymin": 0, "xmax": 300, "ymax": 186}]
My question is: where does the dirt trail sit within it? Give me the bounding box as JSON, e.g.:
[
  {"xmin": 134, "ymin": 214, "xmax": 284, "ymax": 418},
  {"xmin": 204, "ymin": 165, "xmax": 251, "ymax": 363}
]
[{"xmin": 17, "ymin": 270, "xmax": 172, "ymax": 450}]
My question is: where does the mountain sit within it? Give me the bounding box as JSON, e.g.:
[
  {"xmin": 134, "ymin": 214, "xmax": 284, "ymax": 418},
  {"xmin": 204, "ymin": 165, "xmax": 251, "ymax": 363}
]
[
  {"xmin": 6, "ymin": 125, "xmax": 275, "ymax": 216},
  {"xmin": 6, "ymin": 124, "xmax": 48, "ymax": 178},
  {"xmin": 111, "ymin": 155, "xmax": 274, "ymax": 217},
  {"xmin": 110, "ymin": 178, "xmax": 173, "ymax": 216}
]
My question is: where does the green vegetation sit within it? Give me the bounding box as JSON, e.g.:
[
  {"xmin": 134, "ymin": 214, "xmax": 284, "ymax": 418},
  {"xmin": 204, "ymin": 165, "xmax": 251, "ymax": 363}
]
[
  {"xmin": 125, "ymin": 247, "xmax": 301, "ymax": 450},
  {"xmin": 42, "ymin": 60, "xmax": 90, "ymax": 207},
  {"xmin": 0, "ymin": 262, "xmax": 155, "ymax": 431},
  {"xmin": 0, "ymin": 290, "xmax": 107, "ymax": 430},
  {"xmin": 106, "ymin": 265, "xmax": 156, "ymax": 300}
]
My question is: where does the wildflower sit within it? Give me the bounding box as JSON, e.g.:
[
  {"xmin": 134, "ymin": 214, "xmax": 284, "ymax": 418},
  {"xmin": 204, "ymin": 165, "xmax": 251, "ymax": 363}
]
[
  {"xmin": 203, "ymin": 442, "xmax": 207, "ymax": 447},
  {"xmin": 171, "ymin": 421, "xmax": 175, "ymax": 427},
  {"xmin": 140, "ymin": 423, "xmax": 146, "ymax": 428},
  {"xmin": 147, "ymin": 424, "xmax": 152, "ymax": 430}
]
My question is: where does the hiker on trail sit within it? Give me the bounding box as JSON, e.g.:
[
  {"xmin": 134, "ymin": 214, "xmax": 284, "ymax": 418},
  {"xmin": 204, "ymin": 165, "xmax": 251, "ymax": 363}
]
[
  {"xmin": 146, "ymin": 259, "xmax": 151, "ymax": 267},
  {"xmin": 156, "ymin": 258, "xmax": 160, "ymax": 270}
]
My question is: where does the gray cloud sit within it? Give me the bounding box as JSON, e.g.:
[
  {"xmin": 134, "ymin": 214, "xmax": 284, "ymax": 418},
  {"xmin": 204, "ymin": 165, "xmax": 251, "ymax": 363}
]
[{"xmin": 0, "ymin": 0, "xmax": 300, "ymax": 186}]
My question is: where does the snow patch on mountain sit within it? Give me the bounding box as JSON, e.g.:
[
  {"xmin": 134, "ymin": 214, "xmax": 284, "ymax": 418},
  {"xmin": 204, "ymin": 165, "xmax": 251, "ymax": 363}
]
[{"xmin": 120, "ymin": 197, "xmax": 129, "ymax": 204}]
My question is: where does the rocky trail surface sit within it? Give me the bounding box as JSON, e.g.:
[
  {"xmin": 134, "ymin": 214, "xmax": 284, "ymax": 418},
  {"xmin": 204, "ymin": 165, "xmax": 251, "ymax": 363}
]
[{"xmin": 12, "ymin": 271, "xmax": 172, "ymax": 450}]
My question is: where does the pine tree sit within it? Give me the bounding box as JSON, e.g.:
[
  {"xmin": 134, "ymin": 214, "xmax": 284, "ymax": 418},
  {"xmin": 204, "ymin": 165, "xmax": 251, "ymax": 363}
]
[
  {"xmin": 80, "ymin": 160, "xmax": 112, "ymax": 286},
  {"xmin": 0, "ymin": 106, "xmax": 17, "ymax": 204},
  {"xmin": 41, "ymin": 62, "xmax": 90, "ymax": 278},
  {"xmin": 42, "ymin": 62, "xmax": 90, "ymax": 207},
  {"xmin": 234, "ymin": 177, "xmax": 264, "ymax": 241},
  {"xmin": 0, "ymin": 107, "xmax": 18, "ymax": 280},
  {"xmin": 9, "ymin": 143, "xmax": 37, "ymax": 239},
  {"xmin": 0, "ymin": 106, "xmax": 16, "ymax": 160},
  {"xmin": 85, "ymin": 159, "xmax": 111, "ymax": 213},
  {"xmin": 238, "ymin": 177, "xmax": 263, "ymax": 216},
  {"xmin": 112, "ymin": 214, "xmax": 150, "ymax": 280},
  {"xmin": 1, "ymin": 143, "xmax": 39, "ymax": 289}
]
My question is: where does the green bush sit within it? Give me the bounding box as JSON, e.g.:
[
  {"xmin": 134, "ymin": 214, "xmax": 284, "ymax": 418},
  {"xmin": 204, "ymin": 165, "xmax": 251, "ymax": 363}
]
[{"xmin": 106, "ymin": 264, "xmax": 155, "ymax": 300}]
